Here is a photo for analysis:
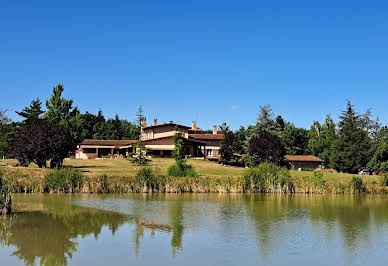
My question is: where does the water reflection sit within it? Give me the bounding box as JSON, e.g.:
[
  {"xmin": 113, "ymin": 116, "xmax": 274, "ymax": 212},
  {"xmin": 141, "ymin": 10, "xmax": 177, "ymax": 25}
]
[
  {"xmin": 0, "ymin": 195, "xmax": 127, "ymax": 266},
  {"xmin": 1, "ymin": 194, "xmax": 388, "ymax": 266}
]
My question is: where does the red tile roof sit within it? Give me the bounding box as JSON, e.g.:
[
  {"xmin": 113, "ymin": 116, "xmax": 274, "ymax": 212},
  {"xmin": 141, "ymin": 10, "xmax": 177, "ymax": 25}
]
[
  {"xmin": 285, "ymin": 155, "xmax": 324, "ymax": 162},
  {"xmin": 188, "ymin": 127, "xmax": 203, "ymax": 132},
  {"xmin": 80, "ymin": 139, "xmax": 138, "ymax": 148},
  {"xmin": 189, "ymin": 134, "xmax": 225, "ymax": 140}
]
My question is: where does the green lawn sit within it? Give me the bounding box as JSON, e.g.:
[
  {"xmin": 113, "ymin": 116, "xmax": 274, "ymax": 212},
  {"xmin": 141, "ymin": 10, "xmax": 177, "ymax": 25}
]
[{"xmin": 0, "ymin": 157, "xmax": 381, "ymax": 187}]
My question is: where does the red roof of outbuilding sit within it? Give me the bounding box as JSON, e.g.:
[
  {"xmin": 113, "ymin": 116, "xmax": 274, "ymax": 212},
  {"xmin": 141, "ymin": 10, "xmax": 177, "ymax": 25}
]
[{"xmin": 285, "ymin": 155, "xmax": 324, "ymax": 162}]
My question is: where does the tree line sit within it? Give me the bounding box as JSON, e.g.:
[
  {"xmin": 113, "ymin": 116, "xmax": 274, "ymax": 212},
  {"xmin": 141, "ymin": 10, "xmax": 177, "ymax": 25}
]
[
  {"xmin": 1, "ymin": 83, "xmax": 387, "ymax": 173},
  {"xmin": 219, "ymin": 103, "xmax": 388, "ymax": 174},
  {"xmin": 0, "ymin": 83, "xmax": 139, "ymax": 167}
]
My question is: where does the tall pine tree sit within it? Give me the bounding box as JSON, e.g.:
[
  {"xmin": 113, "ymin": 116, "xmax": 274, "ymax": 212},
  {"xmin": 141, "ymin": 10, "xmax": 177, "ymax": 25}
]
[{"xmin": 330, "ymin": 101, "xmax": 370, "ymax": 173}]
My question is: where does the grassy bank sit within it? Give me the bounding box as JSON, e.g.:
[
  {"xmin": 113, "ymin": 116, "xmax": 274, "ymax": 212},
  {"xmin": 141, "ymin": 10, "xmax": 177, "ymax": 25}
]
[{"xmin": 0, "ymin": 158, "xmax": 386, "ymax": 194}]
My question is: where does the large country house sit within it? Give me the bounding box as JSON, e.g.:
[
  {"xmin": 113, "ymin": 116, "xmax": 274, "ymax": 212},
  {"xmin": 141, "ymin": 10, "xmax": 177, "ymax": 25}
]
[{"xmin": 76, "ymin": 119, "xmax": 224, "ymax": 160}]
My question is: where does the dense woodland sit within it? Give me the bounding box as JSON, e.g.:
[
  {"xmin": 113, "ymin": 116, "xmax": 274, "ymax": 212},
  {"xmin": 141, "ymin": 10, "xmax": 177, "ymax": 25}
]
[{"xmin": 1, "ymin": 83, "xmax": 387, "ymax": 173}]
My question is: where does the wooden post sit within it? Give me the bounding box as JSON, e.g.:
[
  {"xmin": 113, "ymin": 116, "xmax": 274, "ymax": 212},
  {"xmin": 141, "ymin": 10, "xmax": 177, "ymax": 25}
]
[{"xmin": 96, "ymin": 147, "xmax": 99, "ymax": 158}]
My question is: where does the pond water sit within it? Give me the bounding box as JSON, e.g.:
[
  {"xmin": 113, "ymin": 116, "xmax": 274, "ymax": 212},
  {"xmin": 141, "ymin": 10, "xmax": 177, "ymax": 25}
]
[{"xmin": 1, "ymin": 193, "xmax": 388, "ymax": 266}]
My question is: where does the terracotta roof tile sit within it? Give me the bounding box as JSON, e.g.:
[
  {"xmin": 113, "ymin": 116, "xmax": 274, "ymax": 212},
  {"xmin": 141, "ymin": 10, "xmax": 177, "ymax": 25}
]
[
  {"xmin": 80, "ymin": 139, "xmax": 138, "ymax": 148},
  {"xmin": 189, "ymin": 134, "xmax": 225, "ymax": 140}
]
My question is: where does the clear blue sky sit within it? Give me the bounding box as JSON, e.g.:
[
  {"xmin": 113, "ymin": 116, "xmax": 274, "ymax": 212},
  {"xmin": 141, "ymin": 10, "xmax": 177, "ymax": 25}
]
[{"xmin": 1, "ymin": 0, "xmax": 387, "ymax": 130}]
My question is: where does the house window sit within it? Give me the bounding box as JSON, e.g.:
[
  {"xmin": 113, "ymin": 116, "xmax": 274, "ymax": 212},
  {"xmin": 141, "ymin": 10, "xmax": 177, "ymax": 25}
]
[{"xmin": 206, "ymin": 149, "xmax": 213, "ymax": 157}]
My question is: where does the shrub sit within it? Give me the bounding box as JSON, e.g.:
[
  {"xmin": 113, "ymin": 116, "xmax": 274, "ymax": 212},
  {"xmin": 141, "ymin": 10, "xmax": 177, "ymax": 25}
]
[
  {"xmin": 43, "ymin": 168, "xmax": 84, "ymax": 193},
  {"xmin": 167, "ymin": 164, "xmax": 197, "ymax": 177},
  {"xmin": 350, "ymin": 176, "xmax": 363, "ymax": 193}
]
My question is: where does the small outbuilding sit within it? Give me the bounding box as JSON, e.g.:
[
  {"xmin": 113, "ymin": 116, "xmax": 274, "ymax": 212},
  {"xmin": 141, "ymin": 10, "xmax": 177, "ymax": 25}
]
[{"xmin": 285, "ymin": 155, "xmax": 324, "ymax": 171}]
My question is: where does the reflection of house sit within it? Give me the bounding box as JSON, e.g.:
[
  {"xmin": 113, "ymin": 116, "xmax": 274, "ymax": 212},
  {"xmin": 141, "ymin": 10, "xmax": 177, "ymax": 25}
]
[
  {"xmin": 285, "ymin": 155, "xmax": 324, "ymax": 170},
  {"xmin": 76, "ymin": 139, "xmax": 137, "ymax": 159},
  {"xmin": 76, "ymin": 119, "xmax": 224, "ymax": 159},
  {"xmin": 141, "ymin": 119, "xmax": 224, "ymax": 159}
]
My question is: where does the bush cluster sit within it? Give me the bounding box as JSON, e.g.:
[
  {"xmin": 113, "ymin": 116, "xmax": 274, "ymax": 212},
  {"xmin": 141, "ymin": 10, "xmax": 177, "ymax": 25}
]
[
  {"xmin": 43, "ymin": 168, "xmax": 84, "ymax": 193},
  {"xmin": 243, "ymin": 163, "xmax": 292, "ymax": 192},
  {"xmin": 167, "ymin": 164, "xmax": 197, "ymax": 177}
]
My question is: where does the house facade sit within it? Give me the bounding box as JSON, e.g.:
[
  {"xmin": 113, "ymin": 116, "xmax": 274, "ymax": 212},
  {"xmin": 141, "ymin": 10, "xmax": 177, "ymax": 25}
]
[
  {"xmin": 141, "ymin": 119, "xmax": 224, "ymax": 159},
  {"xmin": 76, "ymin": 119, "xmax": 224, "ymax": 160},
  {"xmin": 76, "ymin": 139, "xmax": 137, "ymax": 159}
]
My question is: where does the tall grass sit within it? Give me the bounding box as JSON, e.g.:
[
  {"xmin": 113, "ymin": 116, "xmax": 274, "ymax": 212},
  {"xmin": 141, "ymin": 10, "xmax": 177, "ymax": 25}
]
[
  {"xmin": 1, "ymin": 164, "xmax": 387, "ymax": 194},
  {"xmin": 0, "ymin": 176, "xmax": 12, "ymax": 215},
  {"xmin": 43, "ymin": 168, "xmax": 84, "ymax": 193},
  {"xmin": 243, "ymin": 163, "xmax": 293, "ymax": 193}
]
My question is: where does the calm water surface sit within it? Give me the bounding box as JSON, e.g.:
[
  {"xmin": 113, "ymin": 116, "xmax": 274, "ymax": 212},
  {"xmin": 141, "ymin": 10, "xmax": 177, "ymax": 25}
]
[{"xmin": 1, "ymin": 193, "xmax": 388, "ymax": 266}]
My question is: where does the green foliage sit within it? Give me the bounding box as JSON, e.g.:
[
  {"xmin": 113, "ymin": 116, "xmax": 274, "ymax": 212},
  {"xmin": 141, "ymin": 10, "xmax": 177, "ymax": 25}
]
[
  {"xmin": 172, "ymin": 128, "xmax": 186, "ymax": 167},
  {"xmin": 167, "ymin": 164, "xmax": 197, "ymax": 177},
  {"xmin": 243, "ymin": 163, "xmax": 292, "ymax": 192},
  {"xmin": 44, "ymin": 83, "xmax": 73, "ymax": 125},
  {"xmin": 281, "ymin": 123, "xmax": 309, "ymax": 155},
  {"xmin": 330, "ymin": 101, "xmax": 371, "ymax": 173},
  {"xmin": 134, "ymin": 167, "xmax": 165, "ymax": 191},
  {"xmin": 16, "ymin": 98, "xmax": 44, "ymax": 121},
  {"xmin": 218, "ymin": 124, "xmax": 245, "ymax": 166},
  {"xmin": 349, "ymin": 176, "xmax": 363, "ymax": 192},
  {"xmin": 308, "ymin": 115, "xmax": 337, "ymax": 167},
  {"xmin": 129, "ymin": 148, "xmax": 150, "ymax": 165},
  {"xmin": 43, "ymin": 168, "xmax": 84, "ymax": 193},
  {"xmin": 367, "ymin": 141, "xmax": 388, "ymax": 172}
]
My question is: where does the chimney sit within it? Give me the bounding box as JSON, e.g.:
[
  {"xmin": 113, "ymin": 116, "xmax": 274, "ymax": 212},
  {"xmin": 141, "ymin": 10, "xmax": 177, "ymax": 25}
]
[
  {"xmin": 212, "ymin": 125, "xmax": 217, "ymax": 134},
  {"xmin": 141, "ymin": 118, "xmax": 147, "ymax": 128},
  {"xmin": 192, "ymin": 121, "xmax": 197, "ymax": 130},
  {"xmin": 153, "ymin": 119, "xmax": 157, "ymax": 126}
]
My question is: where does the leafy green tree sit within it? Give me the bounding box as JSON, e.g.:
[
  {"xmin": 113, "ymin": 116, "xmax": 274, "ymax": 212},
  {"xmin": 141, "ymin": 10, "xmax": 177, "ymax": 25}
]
[
  {"xmin": 121, "ymin": 119, "xmax": 140, "ymax": 140},
  {"xmin": 44, "ymin": 83, "xmax": 73, "ymax": 125},
  {"xmin": 172, "ymin": 126, "xmax": 186, "ymax": 170},
  {"xmin": 44, "ymin": 83, "xmax": 84, "ymax": 148},
  {"xmin": 234, "ymin": 126, "xmax": 247, "ymax": 154},
  {"xmin": 330, "ymin": 101, "xmax": 371, "ymax": 173},
  {"xmin": 281, "ymin": 123, "xmax": 309, "ymax": 155},
  {"xmin": 308, "ymin": 115, "xmax": 337, "ymax": 167},
  {"xmin": 92, "ymin": 110, "xmax": 107, "ymax": 139},
  {"xmin": 81, "ymin": 112, "xmax": 98, "ymax": 139},
  {"xmin": 367, "ymin": 141, "xmax": 388, "ymax": 172}
]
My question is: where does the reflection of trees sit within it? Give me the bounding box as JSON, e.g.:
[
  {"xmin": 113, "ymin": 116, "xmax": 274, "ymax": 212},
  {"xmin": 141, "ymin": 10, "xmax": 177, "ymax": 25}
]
[
  {"xmin": 245, "ymin": 194, "xmax": 388, "ymax": 262},
  {"xmin": 131, "ymin": 193, "xmax": 185, "ymax": 257},
  {"xmin": 169, "ymin": 199, "xmax": 184, "ymax": 256},
  {"xmin": 0, "ymin": 197, "xmax": 127, "ymax": 266}
]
